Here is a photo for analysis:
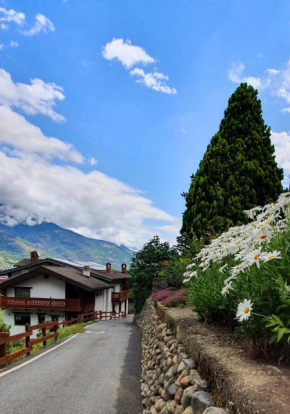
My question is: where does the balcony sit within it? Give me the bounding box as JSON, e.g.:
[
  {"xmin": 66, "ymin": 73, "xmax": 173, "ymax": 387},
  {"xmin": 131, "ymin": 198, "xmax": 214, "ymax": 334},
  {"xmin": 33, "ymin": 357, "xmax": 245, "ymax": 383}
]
[
  {"xmin": 111, "ymin": 290, "xmax": 130, "ymax": 303},
  {"xmin": 0, "ymin": 296, "xmax": 82, "ymax": 312}
]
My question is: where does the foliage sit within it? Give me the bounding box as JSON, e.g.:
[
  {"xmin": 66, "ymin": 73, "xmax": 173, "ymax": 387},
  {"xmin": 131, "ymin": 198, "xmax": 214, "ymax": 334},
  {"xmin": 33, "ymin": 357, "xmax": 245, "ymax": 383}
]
[
  {"xmin": 186, "ymin": 193, "xmax": 290, "ymax": 360},
  {"xmin": 0, "ymin": 319, "xmax": 12, "ymax": 354},
  {"xmin": 159, "ymin": 256, "xmax": 191, "ymax": 289},
  {"xmin": 152, "ymin": 288, "xmax": 177, "ymax": 301},
  {"xmin": 182, "ymin": 83, "xmax": 283, "ymax": 240},
  {"xmin": 152, "ymin": 288, "xmax": 189, "ymax": 308},
  {"xmin": 130, "ymin": 236, "xmax": 177, "ymax": 313},
  {"xmin": 161, "ymin": 289, "xmax": 188, "ymax": 307}
]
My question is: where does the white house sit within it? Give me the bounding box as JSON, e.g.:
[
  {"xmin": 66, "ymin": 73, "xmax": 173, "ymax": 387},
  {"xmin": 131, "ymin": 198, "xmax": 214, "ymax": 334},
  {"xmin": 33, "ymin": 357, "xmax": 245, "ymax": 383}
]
[{"xmin": 0, "ymin": 252, "xmax": 130, "ymax": 336}]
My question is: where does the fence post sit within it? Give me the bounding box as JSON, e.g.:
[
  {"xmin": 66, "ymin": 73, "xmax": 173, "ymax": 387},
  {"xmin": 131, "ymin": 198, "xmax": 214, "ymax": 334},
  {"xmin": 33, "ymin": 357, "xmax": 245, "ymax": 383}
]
[
  {"xmin": 0, "ymin": 328, "xmax": 9, "ymax": 366},
  {"xmin": 25, "ymin": 323, "xmax": 31, "ymax": 357},
  {"xmin": 42, "ymin": 324, "xmax": 47, "ymax": 348},
  {"xmin": 53, "ymin": 323, "xmax": 58, "ymax": 343}
]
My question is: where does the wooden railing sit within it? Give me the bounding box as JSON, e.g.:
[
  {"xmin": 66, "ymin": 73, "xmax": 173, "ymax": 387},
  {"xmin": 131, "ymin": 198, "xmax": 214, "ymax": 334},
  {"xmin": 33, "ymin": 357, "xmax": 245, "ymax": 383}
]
[
  {"xmin": 111, "ymin": 290, "xmax": 131, "ymax": 302},
  {"xmin": 0, "ymin": 310, "xmax": 126, "ymax": 367},
  {"xmin": 0, "ymin": 296, "xmax": 82, "ymax": 311}
]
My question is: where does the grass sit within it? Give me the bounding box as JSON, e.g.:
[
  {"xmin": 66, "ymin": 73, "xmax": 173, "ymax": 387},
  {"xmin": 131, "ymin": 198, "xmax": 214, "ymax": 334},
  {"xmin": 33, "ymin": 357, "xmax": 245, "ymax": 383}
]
[
  {"xmin": 4, "ymin": 322, "xmax": 88, "ymax": 365},
  {"xmin": 0, "ymin": 309, "xmax": 3, "ymax": 323}
]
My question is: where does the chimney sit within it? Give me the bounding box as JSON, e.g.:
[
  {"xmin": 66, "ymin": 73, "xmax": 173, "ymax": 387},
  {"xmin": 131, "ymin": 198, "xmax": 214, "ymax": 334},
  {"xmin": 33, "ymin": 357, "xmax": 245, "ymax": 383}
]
[
  {"xmin": 121, "ymin": 263, "xmax": 127, "ymax": 274},
  {"xmin": 106, "ymin": 262, "xmax": 111, "ymax": 274},
  {"xmin": 83, "ymin": 265, "xmax": 90, "ymax": 278},
  {"xmin": 30, "ymin": 250, "xmax": 39, "ymax": 263}
]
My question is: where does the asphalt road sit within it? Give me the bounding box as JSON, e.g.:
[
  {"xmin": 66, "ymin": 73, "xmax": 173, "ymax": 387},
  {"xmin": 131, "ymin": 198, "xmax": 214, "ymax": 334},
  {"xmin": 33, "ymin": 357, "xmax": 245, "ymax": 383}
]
[{"xmin": 0, "ymin": 316, "xmax": 142, "ymax": 414}]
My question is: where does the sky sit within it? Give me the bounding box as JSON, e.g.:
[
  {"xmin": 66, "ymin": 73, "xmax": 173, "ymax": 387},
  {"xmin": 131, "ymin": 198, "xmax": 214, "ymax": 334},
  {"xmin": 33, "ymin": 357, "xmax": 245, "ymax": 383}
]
[{"xmin": 0, "ymin": 0, "xmax": 290, "ymax": 249}]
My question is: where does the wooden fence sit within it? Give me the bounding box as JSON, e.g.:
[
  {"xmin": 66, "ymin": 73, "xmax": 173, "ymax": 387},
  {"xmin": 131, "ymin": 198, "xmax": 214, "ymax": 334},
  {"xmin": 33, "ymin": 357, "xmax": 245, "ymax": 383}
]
[{"xmin": 0, "ymin": 310, "xmax": 126, "ymax": 367}]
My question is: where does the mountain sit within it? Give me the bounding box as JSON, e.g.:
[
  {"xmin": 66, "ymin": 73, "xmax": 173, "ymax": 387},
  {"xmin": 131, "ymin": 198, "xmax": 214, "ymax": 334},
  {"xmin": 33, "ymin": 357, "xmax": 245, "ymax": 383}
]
[{"xmin": 0, "ymin": 222, "xmax": 133, "ymax": 269}]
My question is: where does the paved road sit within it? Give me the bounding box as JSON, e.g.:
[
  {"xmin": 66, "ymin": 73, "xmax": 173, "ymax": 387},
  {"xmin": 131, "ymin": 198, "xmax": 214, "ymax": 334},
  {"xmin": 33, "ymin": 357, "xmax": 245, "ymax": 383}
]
[{"xmin": 0, "ymin": 316, "xmax": 142, "ymax": 414}]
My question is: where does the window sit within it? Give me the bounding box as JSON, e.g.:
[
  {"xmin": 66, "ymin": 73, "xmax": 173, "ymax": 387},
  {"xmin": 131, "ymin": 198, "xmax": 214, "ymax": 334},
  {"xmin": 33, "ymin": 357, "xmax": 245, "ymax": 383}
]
[
  {"xmin": 38, "ymin": 314, "xmax": 46, "ymax": 324},
  {"xmin": 14, "ymin": 287, "xmax": 31, "ymax": 298},
  {"xmin": 50, "ymin": 315, "xmax": 59, "ymax": 322},
  {"xmin": 96, "ymin": 291, "xmax": 103, "ymax": 297},
  {"xmin": 14, "ymin": 313, "xmax": 31, "ymax": 326}
]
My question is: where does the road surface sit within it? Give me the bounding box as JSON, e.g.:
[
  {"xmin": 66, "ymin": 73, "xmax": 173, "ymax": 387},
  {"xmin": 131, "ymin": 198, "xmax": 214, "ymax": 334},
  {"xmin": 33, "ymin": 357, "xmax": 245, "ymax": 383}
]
[{"xmin": 0, "ymin": 316, "xmax": 142, "ymax": 414}]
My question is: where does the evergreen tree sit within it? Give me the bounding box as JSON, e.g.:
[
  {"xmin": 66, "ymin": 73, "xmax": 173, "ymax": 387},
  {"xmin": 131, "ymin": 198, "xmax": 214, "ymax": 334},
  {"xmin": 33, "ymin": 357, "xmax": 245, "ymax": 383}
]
[{"xmin": 181, "ymin": 83, "xmax": 283, "ymax": 240}]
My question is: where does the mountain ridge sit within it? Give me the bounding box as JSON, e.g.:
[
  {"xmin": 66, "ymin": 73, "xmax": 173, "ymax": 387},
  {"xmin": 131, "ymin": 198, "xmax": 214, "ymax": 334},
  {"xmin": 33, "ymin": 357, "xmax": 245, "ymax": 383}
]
[{"xmin": 0, "ymin": 222, "xmax": 133, "ymax": 269}]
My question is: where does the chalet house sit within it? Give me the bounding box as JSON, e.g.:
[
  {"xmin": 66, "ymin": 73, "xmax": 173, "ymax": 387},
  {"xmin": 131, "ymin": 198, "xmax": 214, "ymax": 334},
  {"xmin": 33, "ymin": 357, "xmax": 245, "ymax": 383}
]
[{"xmin": 0, "ymin": 251, "xmax": 130, "ymax": 336}]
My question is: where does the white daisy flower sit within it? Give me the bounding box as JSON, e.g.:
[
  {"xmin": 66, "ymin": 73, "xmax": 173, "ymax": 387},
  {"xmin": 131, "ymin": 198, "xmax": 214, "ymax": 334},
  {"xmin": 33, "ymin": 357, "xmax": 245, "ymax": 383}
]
[
  {"xmin": 221, "ymin": 282, "xmax": 233, "ymax": 295},
  {"xmin": 243, "ymin": 248, "xmax": 262, "ymax": 268},
  {"xmin": 219, "ymin": 263, "xmax": 228, "ymax": 273},
  {"xmin": 236, "ymin": 299, "xmax": 253, "ymax": 322},
  {"xmin": 260, "ymin": 251, "xmax": 281, "ymax": 262}
]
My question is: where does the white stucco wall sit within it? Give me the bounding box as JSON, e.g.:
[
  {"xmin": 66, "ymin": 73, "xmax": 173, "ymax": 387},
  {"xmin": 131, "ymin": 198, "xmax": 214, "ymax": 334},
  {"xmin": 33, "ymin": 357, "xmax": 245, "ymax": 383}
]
[
  {"xmin": 106, "ymin": 289, "xmax": 113, "ymax": 312},
  {"xmin": 113, "ymin": 283, "xmax": 121, "ymax": 293},
  {"xmin": 95, "ymin": 290, "xmax": 105, "ymax": 311},
  {"xmin": 6, "ymin": 274, "xmax": 65, "ymax": 299},
  {"xmin": 2, "ymin": 309, "xmax": 65, "ymax": 338}
]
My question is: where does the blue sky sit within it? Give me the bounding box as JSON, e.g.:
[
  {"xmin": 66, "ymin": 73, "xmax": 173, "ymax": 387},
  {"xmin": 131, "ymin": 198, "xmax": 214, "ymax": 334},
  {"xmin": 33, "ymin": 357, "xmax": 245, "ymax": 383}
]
[{"xmin": 0, "ymin": 0, "xmax": 290, "ymax": 248}]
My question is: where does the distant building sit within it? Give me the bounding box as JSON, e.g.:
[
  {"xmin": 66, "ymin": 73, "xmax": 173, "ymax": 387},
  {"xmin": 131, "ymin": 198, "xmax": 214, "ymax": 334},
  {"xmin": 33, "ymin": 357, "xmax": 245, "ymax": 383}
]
[{"xmin": 0, "ymin": 251, "xmax": 130, "ymax": 336}]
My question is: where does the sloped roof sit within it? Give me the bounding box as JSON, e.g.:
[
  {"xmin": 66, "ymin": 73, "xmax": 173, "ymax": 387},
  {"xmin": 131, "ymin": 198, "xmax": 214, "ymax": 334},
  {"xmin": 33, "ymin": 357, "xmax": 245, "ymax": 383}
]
[
  {"xmin": 0, "ymin": 265, "xmax": 111, "ymax": 291},
  {"xmin": 91, "ymin": 269, "xmax": 130, "ymax": 282},
  {"xmin": 14, "ymin": 259, "xmax": 32, "ymax": 267}
]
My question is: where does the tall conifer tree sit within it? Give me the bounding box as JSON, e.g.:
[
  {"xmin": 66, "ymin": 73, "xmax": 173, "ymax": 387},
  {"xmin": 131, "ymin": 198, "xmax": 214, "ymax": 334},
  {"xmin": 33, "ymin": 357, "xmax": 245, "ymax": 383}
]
[{"xmin": 181, "ymin": 83, "xmax": 283, "ymax": 240}]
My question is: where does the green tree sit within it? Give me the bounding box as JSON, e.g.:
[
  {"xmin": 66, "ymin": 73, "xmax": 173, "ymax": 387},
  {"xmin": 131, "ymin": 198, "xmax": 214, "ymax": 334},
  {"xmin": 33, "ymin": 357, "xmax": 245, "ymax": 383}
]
[
  {"xmin": 130, "ymin": 236, "xmax": 177, "ymax": 312},
  {"xmin": 182, "ymin": 83, "xmax": 283, "ymax": 240}
]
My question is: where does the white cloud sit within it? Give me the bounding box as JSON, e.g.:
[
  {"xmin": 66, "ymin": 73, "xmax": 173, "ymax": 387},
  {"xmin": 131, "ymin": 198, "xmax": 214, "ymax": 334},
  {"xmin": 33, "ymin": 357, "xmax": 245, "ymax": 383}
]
[
  {"xmin": 0, "ymin": 106, "xmax": 83, "ymax": 163},
  {"xmin": 0, "ymin": 69, "xmax": 65, "ymax": 122},
  {"xmin": 271, "ymin": 131, "xmax": 290, "ymax": 176},
  {"xmin": 0, "ymin": 205, "xmax": 41, "ymax": 227},
  {"xmin": 228, "ymin": 63, "xmax": 245, "ymax": 83},
  {"xmin": 0, "ymin": 23, "xmax": 8, "ymax": 30},
  {"xmin": 0, "ymin": 68, "xmax": 177, "ymax": 247},
  {"xmin": 130, "ymin": 68, "xmax": 177, "ymax": 95},
  {"xmin": 0, "ymin": 7, "xmax": 25, "ymax": 26},
  {"xmin": 88, "ymin": 157, "xmax": 98, "ymax": 166},
  {"xmin": 228, "ymin": 63, "xmax": 262, "ymax": 89},
  {"xmin": 0, "ymin": 151, "xmax": 176, "ymax": 248},
  {"xmin": 21, "ymin": 14, "xmax": 54, "ymax": 37},
  {"xmin": 103, "ymin": 38, "xmax": 155, "ymax": 69},
  {"xmin": 9, "ymin": 41, "xmax": 18, "ymax": 48},
  {"xmin": 228, "ymin": 59, "xmax": 290, "ymax": 113},
  {"xmin": 103, "ymin": 38, "xmax": 177, "ymax": 95},
  {"xmin": 267, "ymin": 68, "xmax": 279, "ymax": 76}
]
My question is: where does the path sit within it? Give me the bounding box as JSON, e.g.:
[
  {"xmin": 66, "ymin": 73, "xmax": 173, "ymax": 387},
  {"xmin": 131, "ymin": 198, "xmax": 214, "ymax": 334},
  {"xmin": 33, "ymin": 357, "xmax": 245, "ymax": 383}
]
[{"xmin": 0, "ymin": 316, "xmax": 142, "ymax": 414}]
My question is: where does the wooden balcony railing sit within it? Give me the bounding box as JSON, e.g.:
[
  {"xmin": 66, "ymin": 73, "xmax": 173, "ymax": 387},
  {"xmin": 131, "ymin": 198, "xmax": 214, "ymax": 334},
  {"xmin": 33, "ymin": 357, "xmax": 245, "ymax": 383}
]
[
  {"xmin": 111, "ymin": 290, "xmax": 131, "ymax": 303},
  {"xmin": 0, "ymin": 296, "xmax": 82, "ymax": 311}
]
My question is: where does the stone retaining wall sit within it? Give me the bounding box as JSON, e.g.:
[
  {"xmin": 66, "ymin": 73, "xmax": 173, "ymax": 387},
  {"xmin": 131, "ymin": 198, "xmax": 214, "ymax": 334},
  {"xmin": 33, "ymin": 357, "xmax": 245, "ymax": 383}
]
[{"xmin": 138, "ymin": 298, "xmax": 227, "ymax": 414}]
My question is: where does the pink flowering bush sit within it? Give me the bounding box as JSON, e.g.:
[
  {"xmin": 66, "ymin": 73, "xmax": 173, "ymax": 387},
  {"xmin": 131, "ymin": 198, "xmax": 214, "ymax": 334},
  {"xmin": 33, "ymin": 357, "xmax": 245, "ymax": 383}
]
[
  {"xmin": 152, "ymin": 288, "xmax": 189, "ymax": 307},
  {"xmin": 152, "ymin": 288, "xmax": 176, "ymax": 301},
  {"xmin": 161, "ymin": 289, "xmax": 188, "ymax": 307}
]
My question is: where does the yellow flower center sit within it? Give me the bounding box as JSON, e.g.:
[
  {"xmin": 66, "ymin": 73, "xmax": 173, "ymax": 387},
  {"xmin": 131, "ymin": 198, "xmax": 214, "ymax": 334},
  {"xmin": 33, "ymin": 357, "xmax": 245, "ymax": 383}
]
[
  {"xmin": 244, "ymin": 307, "xmax": 250, "ymax": 314},
  {"xmin": 268, "ymin": 255, "xmax": 275, "ymax": 260},
  {"xmin": 254, "ymin": 254, "xmax": 260, "ymax": 260}
]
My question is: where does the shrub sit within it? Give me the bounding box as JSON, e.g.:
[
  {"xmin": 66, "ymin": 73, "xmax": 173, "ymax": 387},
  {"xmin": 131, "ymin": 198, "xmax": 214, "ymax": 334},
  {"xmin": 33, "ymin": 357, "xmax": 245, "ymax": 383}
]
[
  {"xmin": 159, "ymin": 257, "xmax": 191, "ymax": 289},
  {"xmin": 161, "ymin": 289, "xmax": 188, "ymax": 308},
  {"xmin": 186, "ymin": 193, "xmax": 290, "ymax": 359},
  {"xmin": 152, "ymin": 288, "xmax": 177, "ymax": 301},
  {"xmin": 153, "ymin": 288, "xmax": 189, "ymax": 308},
  {"xmin": 130, "ymin": 236, "xmax": 178, "ymax": 313}
]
